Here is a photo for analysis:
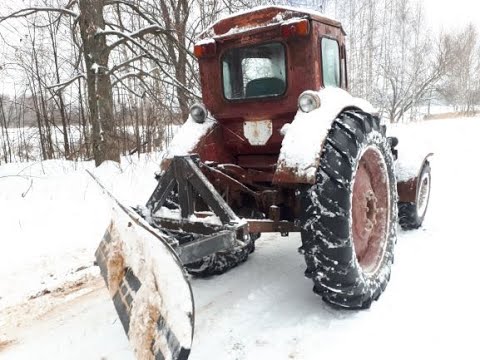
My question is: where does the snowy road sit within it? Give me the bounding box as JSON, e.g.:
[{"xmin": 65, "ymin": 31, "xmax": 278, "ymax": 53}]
[{"xmin": 1, "ymin": 118, "xmax": 480, "ymax": 359}]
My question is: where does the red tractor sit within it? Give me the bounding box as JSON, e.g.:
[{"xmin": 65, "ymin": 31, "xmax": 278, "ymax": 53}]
[{"xmin": 93, "ymin": 6, "xmax": 432, "ymax": 359}]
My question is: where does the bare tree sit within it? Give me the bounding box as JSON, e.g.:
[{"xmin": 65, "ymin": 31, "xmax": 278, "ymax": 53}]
[
  {"xmin": 438, "ymin": 24, "xmax": 480, "ymax": 115},
  {"xmin": 1, "ymin": 0, "xmax": 204, "ymax": 165},
  {"xmin": 326, "ymin": 0, "xmax": 452, "ymax": 122}
]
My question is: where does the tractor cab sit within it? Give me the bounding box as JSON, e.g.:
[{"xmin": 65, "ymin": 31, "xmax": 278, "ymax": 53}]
[{"xmin": 192, "ymin": 6, "xmax": 347, "ymax": 161}]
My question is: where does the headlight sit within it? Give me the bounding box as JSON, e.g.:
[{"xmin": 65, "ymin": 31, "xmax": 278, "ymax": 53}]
[
  {"xmin": 190, "ymin": 103, "xmax": 207, "ymax": 123},
  {"xmin": 298, "ymin": 91, "xmax": 321, "ymax": 113}
]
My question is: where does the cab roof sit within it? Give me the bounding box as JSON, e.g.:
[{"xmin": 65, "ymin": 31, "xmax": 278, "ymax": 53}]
[{"xmin": 199, "ymin": 5, "xmax": 345, "ymax": 39}]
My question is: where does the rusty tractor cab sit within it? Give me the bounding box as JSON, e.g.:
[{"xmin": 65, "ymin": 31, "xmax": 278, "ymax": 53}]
[{"xmin": 141, "ymin": 6, "xmax": 431, "ymax": 310}]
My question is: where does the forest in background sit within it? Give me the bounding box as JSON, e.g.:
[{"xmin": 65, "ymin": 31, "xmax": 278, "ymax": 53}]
[{"xmin": 0, "ymin": 0, "xmax": 479, "ymax": 165}]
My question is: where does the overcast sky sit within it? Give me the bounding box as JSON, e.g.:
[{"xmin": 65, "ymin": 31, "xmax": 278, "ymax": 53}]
[
  {"xmin": 1, "ymin": 0, "xmax": 479, "ymax": 95},
  {"xmin": 422, "ymin": 0, "xmax": 480, "ymax": 31}
]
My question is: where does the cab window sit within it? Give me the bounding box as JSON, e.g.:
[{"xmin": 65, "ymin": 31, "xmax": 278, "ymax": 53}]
[
  {"xmin": 222, "ymin": 42, "xmax": 287, "ymax": 100},
  {"xmin": 321, "ymin": 38, "xmax": 341, "ymax": 87}
]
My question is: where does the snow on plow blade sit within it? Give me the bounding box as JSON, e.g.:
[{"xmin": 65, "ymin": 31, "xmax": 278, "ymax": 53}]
[{"xmin": 89, "ymin": 172, "xmax": 194, "ymax": 360}]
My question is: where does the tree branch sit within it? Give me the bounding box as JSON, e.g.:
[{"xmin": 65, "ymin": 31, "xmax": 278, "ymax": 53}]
[
  {"xmin": 99, "ymin": 26, "xmax": 175, "ymax": 51},
  {"xmin": 47, "ymin": 74, "xmax": 86, "ymax": 93},
  {"xmin": 0, "ymin": 7, "xmax": 78, "ymax": 24}
]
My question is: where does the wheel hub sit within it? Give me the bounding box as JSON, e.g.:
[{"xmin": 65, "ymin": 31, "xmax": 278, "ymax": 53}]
[{"xmin": 352, "ymin": 146, "xmax": 390, "ymax": 275}]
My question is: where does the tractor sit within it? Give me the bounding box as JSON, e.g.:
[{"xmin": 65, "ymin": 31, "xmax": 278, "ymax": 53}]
[{"xmin": 93, "ymin": 6, "xmax": 432, "ymax": 360}]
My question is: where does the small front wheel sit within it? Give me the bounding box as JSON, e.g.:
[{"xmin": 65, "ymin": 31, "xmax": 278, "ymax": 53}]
[{"xmin": 398, "ymin": 162, "xmax": 431, "ymax": 230}]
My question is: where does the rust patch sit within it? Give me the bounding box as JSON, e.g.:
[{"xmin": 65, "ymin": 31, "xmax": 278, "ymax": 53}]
[
  {"xmin": 129, "ymin": 301, "xmax": 160, "ymax": 360},
  {"xmin": 273, "ymin": 163, "xmax": 316, "ymax": 184},
  {"xmin": 107, "ymin": 242, "xmax": 125, "ymax": 296}
]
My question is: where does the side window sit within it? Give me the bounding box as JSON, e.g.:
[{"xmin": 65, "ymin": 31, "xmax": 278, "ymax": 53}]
[{"xmin": 321, "ymin": 38, "xmax": 341, "ymax": 87}]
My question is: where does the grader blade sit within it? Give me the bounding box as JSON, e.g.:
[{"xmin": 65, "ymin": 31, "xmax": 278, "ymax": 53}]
[{"xmin": 88, "ymin": 171, "xmax": 194, "ymax": 360}]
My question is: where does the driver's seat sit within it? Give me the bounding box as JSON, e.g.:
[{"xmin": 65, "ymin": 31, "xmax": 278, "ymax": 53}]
[{"xmin": 245, "ymin": 77, "xmax": 285, "ymax": 97}]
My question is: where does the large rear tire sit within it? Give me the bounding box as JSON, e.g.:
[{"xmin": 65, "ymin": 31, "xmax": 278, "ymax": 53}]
[{"xmin": 300, "ymin": 110, "xmax": 398, "ymax": 309}]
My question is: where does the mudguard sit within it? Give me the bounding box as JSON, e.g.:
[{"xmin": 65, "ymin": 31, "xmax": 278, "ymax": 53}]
[
  {"xmin": 88, "ymin": 172, "xmax": 194, "ymax": 360},
  {"xmin": 396, "ymin": 152, "xmax": 433, "ymax": 203},
  {"xmin": 273, "ymin": 88, "xmax": 376, "ymax": 184}
]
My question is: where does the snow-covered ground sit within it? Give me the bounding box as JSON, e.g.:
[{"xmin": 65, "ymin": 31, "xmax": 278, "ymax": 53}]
[{"xmin": 1, "ymin": 117, "xmax": 480, "ymax": 359}]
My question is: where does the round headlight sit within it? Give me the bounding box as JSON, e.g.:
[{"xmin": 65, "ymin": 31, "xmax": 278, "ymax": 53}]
[
  {"xmin": 190, "ymin": 103, "xmax": 207, "ymax": 123},
  {"xmin": 298, "ymin": 91, "xmax": 321, "ymax": 113}
]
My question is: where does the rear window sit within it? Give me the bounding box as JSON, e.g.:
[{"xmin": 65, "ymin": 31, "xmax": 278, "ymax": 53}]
[{"xmin": 222, "ymin": 42, "xmax": 287, "ymax": 100}]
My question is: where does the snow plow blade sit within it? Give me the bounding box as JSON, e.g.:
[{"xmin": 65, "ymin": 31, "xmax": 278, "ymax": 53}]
[{"xmin": 89, "ymin": 172, "xmax": 194, "ymax": 360}]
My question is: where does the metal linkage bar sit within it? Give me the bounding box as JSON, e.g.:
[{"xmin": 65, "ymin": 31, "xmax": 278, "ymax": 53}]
[
  {"xmin": 144, "ymin": 156, "xmax": 248, "ymax": 264},
  {"xmin": 146, "ymin": 156, "xmax": 239, "ymax": 225}
]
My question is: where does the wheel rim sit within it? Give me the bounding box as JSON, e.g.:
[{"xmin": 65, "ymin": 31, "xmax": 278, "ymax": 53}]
[
  {"xmin": 352, "ymin": 146, "xmax": 390, "ymax": 275},
  {"xmin": 416, "ymin": 170, "xmax": 431, "ymax": 219}
]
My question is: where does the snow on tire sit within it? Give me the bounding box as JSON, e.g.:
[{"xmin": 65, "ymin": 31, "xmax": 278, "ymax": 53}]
[
  {"xmin": 300, "ymin": 110, "xmax": 398, "ymax": 309},
  {"xmin": 398, "ymin": 162, "xmax": 431, "ymax": 230}
]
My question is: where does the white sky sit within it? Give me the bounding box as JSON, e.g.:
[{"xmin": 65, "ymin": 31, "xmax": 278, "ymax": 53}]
[{"xmin": 422, "ymin": 0, "xmax": 480, "ymax": 32}]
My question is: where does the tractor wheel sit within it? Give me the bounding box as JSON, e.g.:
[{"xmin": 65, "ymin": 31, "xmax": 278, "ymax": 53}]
[
  {"xmin": 159, "ymin": 188, "xmax": 259, "ymax": 277},
  {"xmin": 398, "ymin": 162, "xmax": 431, "ymax": 230},
  {"xmin": 300, "ymin": 110, "xmax": 398, "ymax": 309},
  {"xmin": 185, "ymin": 235, "xmax": 257, "ymax": 277},
  {"xmin": 164, "ymin": 192, "xmax": 260, "ymax": 277}
]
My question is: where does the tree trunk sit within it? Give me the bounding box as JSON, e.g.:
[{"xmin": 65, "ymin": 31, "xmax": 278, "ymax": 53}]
[
  {"xmin": 49, "ymin": 24, "xmax": 71, "ymax": 158},
  {"xmin": 0, "ymin": 98, "xmax": 12, "ymax": 163},
  {"xmin": 79, "ymin": 0, "xmax": 120, "ymax": 166}
]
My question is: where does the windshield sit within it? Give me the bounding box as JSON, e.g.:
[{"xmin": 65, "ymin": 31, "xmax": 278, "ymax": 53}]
[{"xmin": 222, "ymin": 42, "xmax": 287, "ymax": 100}]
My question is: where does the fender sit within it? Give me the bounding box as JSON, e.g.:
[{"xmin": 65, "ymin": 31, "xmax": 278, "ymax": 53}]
[
  {"xmin": 273, "ymin": 87, "xmax": 376, "ymax": 184},
  {"xmin": 396, "ymin": 152, "xmax": 433, "ymax": 203}
]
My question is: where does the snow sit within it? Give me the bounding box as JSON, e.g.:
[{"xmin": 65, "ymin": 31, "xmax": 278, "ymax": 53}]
[
  {"xmin": 214, "ymin": 5, "xmax": 337, "ymax": 29},
  {"xmin": 281, "ymin": 16, "xmax": 307, "ymax": 26},
  {"xmin": 195, "ymin": 38, "xmax": 215, "ymax": 46},
  {"xmin": 0, "ymin": 154, "xmax": 162, "ymax": 312},
  {"xmin": 155, "ymin": 206, "xmax": 183, "ymax": 220},
  {"xmin": 106, "ymin": 205, "xmax": 193, "ymax": 355},
  {"xmin": 153, "ymin": 207, "xmax": 222, "ymax": 226},
  {"xmin": 163, "ymin": 115, "xmax": 216, "ymax": 161},
  {"xmin": 200, "ymin": 5, "xmax": 339, "ymax": 38},
  {"xmin": 1, "ymin": 116, "xmax": 480, "ymax": 359},
  {"xmin": 277, "ymin": 87, "xmax": 375, "ymax": 182},
  {"xmin": 389, "ymin": 124, "xmax": 433, "ymax": 181},
  {"xmin": 90, "ymin": 63, "xmax": 100, "ymax": 74}
]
